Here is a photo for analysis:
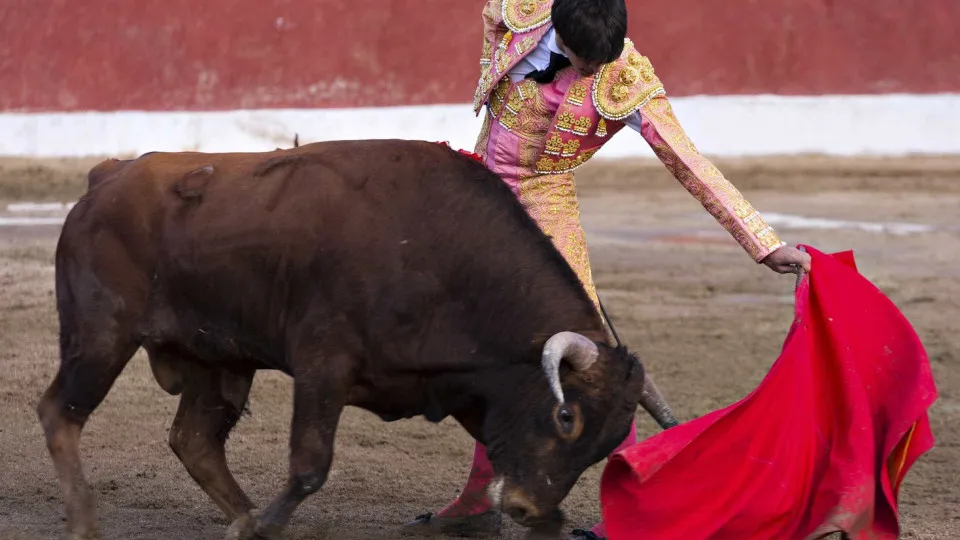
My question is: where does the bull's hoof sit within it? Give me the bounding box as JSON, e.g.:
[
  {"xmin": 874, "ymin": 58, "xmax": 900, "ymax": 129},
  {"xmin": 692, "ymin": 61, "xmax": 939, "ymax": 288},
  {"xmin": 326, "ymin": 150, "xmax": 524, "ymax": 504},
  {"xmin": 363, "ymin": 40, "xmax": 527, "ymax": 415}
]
[
  {"xmin": 224, "ymin": 513, "xmax": 255, "ymax": 540},
  {"xmin": 401, "ymin": 510, "xmax": 502, "ymax": 537},
  {"xmin": 224, "ymin": 512, "xmax": 277, "ymax": 540}
]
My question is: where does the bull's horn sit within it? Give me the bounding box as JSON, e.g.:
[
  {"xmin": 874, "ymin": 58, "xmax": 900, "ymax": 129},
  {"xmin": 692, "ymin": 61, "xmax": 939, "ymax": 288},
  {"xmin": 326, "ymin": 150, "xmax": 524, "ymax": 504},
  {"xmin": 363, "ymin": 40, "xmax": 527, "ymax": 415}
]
[
  {"xmin": 541, "ymin": 331, "xmax": 599, "ymax": 403},
  {"xmin": 638, "ymin": 372, "xmax": 680, "ymax": 429}
]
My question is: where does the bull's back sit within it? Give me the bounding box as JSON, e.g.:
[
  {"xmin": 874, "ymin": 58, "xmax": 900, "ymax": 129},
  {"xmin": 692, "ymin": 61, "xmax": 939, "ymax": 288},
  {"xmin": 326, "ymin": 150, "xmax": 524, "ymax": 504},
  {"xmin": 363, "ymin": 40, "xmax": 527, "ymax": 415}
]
[{"xmin": 58, "ymin": 139, "xmax": 594, "ymax": 368}]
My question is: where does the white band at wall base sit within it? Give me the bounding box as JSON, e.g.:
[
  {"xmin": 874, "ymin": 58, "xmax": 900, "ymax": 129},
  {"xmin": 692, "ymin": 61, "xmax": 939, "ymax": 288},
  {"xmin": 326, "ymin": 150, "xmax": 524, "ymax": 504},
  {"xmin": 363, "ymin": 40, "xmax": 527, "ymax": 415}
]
[{"xmin": 2, "ymin": 93, "xmax": 959, "ymax": 158}]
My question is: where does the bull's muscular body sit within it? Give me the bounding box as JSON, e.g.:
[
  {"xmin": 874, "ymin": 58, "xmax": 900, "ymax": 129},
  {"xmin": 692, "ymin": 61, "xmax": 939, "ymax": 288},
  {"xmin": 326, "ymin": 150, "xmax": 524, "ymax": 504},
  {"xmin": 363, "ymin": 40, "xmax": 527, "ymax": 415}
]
[{"xmin": 38, "ymin": 140, "xmax": 671, "ymax": 539}]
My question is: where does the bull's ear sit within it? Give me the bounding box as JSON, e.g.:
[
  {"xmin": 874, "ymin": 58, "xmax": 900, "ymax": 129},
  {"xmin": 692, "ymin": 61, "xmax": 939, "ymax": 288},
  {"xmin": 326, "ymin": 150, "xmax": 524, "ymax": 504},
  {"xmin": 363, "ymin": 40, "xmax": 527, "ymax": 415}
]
[{"xmin": 624, "ymin": 350, "xmax": 644, "ymax": 380}]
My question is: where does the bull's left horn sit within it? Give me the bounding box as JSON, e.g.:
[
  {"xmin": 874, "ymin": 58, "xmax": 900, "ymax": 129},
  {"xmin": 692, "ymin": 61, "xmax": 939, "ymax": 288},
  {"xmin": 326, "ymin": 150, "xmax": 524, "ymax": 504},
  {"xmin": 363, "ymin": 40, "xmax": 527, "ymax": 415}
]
[{"xmin": 541, "ymin": 331, "xmax": 599, "ymax": 403}]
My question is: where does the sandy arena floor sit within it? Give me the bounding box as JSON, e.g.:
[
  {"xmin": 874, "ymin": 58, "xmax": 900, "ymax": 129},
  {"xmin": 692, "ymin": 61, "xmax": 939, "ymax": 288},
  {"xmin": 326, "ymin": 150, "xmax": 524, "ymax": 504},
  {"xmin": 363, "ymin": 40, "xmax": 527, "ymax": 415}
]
[{"xmin": 1, "ymin": 154, "xmax": 958, "ymax": 540}]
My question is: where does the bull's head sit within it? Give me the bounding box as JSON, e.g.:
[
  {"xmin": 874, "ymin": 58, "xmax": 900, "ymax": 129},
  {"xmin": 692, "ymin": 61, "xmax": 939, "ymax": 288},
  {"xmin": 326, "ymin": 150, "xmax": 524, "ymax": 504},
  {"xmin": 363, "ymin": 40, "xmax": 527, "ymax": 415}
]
[{"xmin": 480, "ymin": 331, "xmax": 675, "ymax": 535}]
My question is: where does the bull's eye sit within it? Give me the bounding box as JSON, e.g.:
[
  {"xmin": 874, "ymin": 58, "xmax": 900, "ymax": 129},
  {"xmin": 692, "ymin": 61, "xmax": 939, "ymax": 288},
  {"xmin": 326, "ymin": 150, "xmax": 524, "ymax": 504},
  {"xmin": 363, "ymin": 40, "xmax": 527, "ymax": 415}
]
[{"xmin": 557, "ymin": 406, "xmax": 575, "ymax": 433}]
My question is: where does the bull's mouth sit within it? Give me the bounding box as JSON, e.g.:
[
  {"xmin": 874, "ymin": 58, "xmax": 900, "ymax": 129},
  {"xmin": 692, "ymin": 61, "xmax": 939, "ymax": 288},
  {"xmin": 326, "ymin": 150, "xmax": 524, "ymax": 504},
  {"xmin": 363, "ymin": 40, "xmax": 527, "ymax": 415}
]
[
  {"xmin": 506, "ymin": 507, "xmax": 561, "ymax": 528},
  {"xmin": 511, "ymin": 509, "xmax": 565, "ymax": 538},
  {"xmin": 490, "ymin": 475, "xmax": 565, "ymax": 533}
]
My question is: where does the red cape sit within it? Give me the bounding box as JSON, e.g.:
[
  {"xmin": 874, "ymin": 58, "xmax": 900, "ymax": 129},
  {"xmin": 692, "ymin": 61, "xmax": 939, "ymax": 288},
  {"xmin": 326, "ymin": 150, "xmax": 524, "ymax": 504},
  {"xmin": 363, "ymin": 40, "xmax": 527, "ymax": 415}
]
[{"xmin": 600, "ymin": 247, "xmax": 938, "ymax": 540}]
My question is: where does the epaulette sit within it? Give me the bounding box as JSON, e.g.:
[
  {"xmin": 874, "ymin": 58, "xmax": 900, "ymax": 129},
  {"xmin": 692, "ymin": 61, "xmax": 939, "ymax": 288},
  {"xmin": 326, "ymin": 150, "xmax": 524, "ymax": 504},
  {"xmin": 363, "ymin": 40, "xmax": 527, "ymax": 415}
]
[
  {"xmin": 592, "ymin": 39, "xmax": 666, "ymax": 121},
  {"xmin": 501, "ymin": 0, "xmax": 553, "ymax": 33}
]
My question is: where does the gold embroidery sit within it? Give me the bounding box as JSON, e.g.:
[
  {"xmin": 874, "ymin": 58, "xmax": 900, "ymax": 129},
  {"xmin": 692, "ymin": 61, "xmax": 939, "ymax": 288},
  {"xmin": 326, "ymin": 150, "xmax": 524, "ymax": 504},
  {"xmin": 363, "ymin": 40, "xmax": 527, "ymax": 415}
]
[
  {"xmin": 481, "ymin": 39, "xmax": 493, "ymax": 65},
  {"xmin": 496, "ymin": 49, "xmax": 513, "ymax": 74},
  {"xmin": 506, "ymin": 89, "xmax": 524, "ymax": 114},
  {"xmin": 536, "ymin": 156, "xmax": 555, "ymax": 173},
  {"xmin": 595, "ymin": 118, "xmax": 608, "ymax": 137},
  {"xmin": 472, "ymin": 6, "xmax": 552, "ymax": 116},
  {"xmin": 502, "ymin": 0, "xmax": 552, "ymax": 33},
  {"xmin": 593, "ymin": 39, "xmax": 666, "ymax": 120},
  {"xmin": 489, "ymin": 78, "xmax": 510, "ymax": 116},
  {"xmin": 733, "ymin": 199, "xmax": 757, "ymax": 220},
  {"xmin": 561, "ymin": 139, "xmax": 580, "ymax": 157},
  {"xmin": 518, "ymin": 139, "xmax": 542, "ymax": 175},
  {"xmin": 515, "ymin": 172, "xmax": 600, "ymax": 309},
  {"xmin": 566, "ymin": 82, "xmax": 588, "ymax": 106},
  {"xmin": 572, "ymin": 116, "xmax": 592, "ymax": 136},
  {"xmin": 745, "ymin": 215, "xmax": 767, "ymax": 235},
  {"xmin": 642, "ymin": 96, "xmax": 784, "ymax": 260},
  {"xmin": 756, "ymin": 228, "xmax": 783, "ymax": 249},
  {"xmin": 534, "ymin": 148, "xmax": 599, "ymax": 174},
  {"xmin": 619, "ymin": 68, "xmax": 639, "ymax": 86},
  {"xmin": 517, "ymin": 78, "xmax": 538, "ymax": 100},
  {"xmin": 491, "ymin": 79, "xmax": 551, "ymax": 137},
  {"xmin": 545, "ymin": 134, "xmax": 564, "ymax": 155},
  {"xmin": 556, "ymin": 110, "xmax": 575, "ymax": 132},
  {"xmin": 499, "ymin": 109, "xmax": 518, "ymax": 130},
  {"xmin": 474, "ymin": 111, "xmax": 493, "ymax": 158},
  {"xmin": 610, "ymin": 84, "xmax": 629, "ymax": 102},
  {"xmin": 509, "ymin": 79, "xmax": 553, "ymax": 140},
  {"xmin": 515, "ymin": 36, "xmax": 536, "ymax": 55},
  {"xmin": 473, "ymin": 69, "xmax": 493, "ymax": 111},
  {"xmin": 626, "ymin": 52, "xmax": 656, "ymax": 82}
]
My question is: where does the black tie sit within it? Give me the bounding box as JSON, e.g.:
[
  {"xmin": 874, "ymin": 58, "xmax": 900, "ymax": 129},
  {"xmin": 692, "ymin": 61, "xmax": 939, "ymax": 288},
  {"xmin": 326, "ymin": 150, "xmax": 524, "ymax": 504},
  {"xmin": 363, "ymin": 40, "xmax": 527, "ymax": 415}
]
[{"xmin": 525, "ymin": 52, "xmax": 571, "ymax": 84}]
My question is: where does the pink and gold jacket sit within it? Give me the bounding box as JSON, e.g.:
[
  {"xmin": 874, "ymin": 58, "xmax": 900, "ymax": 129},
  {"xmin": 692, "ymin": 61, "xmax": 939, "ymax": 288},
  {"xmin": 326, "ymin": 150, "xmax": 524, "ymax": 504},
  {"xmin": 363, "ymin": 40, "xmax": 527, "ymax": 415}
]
[{"xmin": 471, "ymin": 0, "xmax": 785, "ymax": 262}]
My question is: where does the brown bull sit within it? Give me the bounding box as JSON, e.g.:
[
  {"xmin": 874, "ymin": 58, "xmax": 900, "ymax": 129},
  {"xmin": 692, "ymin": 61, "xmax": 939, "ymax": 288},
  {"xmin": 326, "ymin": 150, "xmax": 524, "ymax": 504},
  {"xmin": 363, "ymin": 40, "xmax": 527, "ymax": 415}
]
[{"xmin": 37, "ymin": 139, "xmax": 677, "ymax": 539}]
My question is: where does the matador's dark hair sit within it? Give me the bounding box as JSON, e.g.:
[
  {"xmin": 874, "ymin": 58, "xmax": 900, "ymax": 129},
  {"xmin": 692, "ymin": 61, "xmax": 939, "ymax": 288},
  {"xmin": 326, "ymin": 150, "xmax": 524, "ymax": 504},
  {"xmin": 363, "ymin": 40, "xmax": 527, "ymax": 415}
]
[{"xmin": 551, "ymin": 0, "xmax": 627, "ymax": 64}]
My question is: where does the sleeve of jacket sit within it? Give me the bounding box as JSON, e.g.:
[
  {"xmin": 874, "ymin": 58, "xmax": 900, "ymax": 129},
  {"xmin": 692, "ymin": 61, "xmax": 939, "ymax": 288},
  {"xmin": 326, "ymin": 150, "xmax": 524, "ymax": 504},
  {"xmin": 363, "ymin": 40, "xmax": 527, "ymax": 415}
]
[
  {"xmin": 478, "ymin": 0, "xmax": 504, "ymax": 68},
  {"xmin": 594, "ymin": 41, "xmax": 786, "ymax": 263},
  {"xmin": 634, "ymin": 96, "xmax": 786, "ymax": 262}
]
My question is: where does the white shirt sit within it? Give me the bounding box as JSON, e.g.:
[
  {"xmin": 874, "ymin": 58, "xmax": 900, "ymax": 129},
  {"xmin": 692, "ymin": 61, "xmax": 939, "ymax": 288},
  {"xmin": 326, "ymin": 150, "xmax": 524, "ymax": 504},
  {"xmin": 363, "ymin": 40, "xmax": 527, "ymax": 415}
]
[{"xmin": 503, "ymin": 27, "xmax": 645, "ymax": 134}]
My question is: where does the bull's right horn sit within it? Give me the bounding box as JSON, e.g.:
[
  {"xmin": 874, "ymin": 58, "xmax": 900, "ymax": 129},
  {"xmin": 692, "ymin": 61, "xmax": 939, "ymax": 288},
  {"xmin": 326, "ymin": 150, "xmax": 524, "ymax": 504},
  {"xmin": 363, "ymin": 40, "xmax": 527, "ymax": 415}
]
[
  {"xmin": 638, "ymin": 372, "xmax": 680, "ymax": 429},
  {"xmin": 541, "ymin": 331, "xmax": 599, "ymax": 403}
]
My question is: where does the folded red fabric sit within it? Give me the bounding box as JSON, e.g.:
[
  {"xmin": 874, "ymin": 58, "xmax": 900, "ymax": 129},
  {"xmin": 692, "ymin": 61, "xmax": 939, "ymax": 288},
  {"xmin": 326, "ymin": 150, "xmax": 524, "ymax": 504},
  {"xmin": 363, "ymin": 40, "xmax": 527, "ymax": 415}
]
[{"xmin": 600, "ymin": 246, "xmax": 938, "ymax": 539}]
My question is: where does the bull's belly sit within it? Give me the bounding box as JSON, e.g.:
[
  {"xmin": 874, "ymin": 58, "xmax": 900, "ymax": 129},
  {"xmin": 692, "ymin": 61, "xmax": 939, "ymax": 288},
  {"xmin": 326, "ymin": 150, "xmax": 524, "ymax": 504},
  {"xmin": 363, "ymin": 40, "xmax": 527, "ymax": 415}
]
[
  {"xmin": 140, "ymin": 298, "xmax": 290, "ymax": 375},
  {"xmin": 345, "ymin": 376, "xmax": 443, "ymax": 423}
]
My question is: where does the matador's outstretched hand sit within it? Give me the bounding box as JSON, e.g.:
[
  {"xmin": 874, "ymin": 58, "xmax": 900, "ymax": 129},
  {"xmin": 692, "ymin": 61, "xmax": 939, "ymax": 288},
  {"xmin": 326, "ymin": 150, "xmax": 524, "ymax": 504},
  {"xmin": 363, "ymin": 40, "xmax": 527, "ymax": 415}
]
[{"xmin": 762, "ymin": 245, "xmax": 812, "ymax": 274}]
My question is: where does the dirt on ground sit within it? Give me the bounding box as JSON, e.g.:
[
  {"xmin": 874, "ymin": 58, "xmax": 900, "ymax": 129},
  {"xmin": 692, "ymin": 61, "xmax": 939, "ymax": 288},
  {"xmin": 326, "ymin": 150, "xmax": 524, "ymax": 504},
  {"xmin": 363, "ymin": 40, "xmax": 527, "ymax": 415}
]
[{"xmin": 0, "ymin": 154, "xmax": 957, "ymax": 540}]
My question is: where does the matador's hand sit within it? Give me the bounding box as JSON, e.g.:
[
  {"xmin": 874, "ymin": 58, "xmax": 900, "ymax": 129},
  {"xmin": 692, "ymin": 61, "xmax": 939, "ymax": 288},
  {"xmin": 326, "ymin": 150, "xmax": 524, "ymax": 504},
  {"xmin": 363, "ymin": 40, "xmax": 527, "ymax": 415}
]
[{"xmin": 761, "ymin": 245, "xmax": 811, "ymax": 274}]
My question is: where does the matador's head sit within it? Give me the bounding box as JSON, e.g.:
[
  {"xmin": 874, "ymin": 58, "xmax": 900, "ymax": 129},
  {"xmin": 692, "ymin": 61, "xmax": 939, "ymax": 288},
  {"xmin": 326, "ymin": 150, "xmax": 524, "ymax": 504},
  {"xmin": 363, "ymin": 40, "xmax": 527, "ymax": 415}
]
[{"xmin": 552, "ymin": 0, "xmax": 628, "ymax": 77}]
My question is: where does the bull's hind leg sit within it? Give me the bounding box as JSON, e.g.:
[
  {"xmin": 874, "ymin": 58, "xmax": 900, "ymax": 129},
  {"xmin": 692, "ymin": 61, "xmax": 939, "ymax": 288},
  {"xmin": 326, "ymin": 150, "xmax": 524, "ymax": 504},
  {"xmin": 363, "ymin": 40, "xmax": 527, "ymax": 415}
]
[
  {"xmin": 36, "ymin": 331, "xmax": 140, "ymax": 539},
  {"xmin": 168, "ymin": 361, "xmax": 256, "ymax": 520},
  {"xmin": 225, "ymin": 353, "xmax": 353, "ymax": 540}
]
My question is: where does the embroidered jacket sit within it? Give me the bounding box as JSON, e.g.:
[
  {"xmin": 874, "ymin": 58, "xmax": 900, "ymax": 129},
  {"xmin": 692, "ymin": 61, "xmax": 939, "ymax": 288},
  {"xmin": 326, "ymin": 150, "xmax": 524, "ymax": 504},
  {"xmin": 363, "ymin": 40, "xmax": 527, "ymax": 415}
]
[{"xmin": 471, "ymin": 0, "xmax": 785, "ymax": 262}]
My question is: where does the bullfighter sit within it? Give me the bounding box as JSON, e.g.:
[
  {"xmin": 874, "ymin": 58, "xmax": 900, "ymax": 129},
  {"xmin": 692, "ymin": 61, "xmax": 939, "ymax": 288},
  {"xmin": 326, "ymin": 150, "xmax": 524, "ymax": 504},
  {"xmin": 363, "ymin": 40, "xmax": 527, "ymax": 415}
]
[{"xmin": 406, "ymin": 0, "xmax": 812, "ymax": 538}]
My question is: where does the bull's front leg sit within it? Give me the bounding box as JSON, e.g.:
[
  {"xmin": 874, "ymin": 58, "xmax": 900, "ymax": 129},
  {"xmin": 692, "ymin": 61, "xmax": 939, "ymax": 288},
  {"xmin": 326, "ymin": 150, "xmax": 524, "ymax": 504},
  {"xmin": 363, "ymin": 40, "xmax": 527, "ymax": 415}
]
[{"xmin": 225, "ymin": 363, "xmax": 350, "ymax": 540}]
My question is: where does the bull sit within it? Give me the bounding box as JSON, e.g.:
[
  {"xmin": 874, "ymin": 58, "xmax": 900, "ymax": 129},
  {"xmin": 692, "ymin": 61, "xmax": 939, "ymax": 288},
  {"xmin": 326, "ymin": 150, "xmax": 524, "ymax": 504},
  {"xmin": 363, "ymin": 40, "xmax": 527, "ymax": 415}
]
[{"xmin": 36, "ymin": 139, "xmax": 678, "ymax": 540}]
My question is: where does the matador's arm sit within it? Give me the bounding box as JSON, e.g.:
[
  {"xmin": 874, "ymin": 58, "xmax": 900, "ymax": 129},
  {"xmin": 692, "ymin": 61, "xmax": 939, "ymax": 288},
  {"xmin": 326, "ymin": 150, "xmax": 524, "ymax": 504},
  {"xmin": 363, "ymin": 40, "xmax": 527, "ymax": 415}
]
[
  {"xmin": 592, "ymin": 41, "xmax": 785, "ymax": 263},
  {"xmin": 621, "ymin": 98, "xmax": 785, "ymax": 262},
  {"xmin": 478, "ymin": 0, "xmax": 504, "ymax": 69}
]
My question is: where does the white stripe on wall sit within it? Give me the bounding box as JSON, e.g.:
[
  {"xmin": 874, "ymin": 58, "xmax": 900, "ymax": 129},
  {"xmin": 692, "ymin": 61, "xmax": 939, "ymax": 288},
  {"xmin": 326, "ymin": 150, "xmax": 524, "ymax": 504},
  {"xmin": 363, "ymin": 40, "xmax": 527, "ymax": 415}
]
[{"xmin": 2, "ymin": 93, "xmax": 958, "ymax": 158}]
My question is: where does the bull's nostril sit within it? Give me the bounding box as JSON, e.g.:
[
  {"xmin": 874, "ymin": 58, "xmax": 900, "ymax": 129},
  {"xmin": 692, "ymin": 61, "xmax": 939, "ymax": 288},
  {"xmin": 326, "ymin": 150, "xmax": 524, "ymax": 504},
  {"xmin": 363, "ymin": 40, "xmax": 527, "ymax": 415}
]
[{"xmin": 503, "ymin": 487, "xmax": 540, "ymax": 525}]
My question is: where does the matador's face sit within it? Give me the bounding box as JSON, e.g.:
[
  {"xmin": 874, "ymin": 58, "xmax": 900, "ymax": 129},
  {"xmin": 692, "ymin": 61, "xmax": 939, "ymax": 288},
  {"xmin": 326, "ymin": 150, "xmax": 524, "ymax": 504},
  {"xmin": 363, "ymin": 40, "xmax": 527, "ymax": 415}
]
[{"xmin": 554, "ymin": 33, "xmax": 603, "ymax": 77}]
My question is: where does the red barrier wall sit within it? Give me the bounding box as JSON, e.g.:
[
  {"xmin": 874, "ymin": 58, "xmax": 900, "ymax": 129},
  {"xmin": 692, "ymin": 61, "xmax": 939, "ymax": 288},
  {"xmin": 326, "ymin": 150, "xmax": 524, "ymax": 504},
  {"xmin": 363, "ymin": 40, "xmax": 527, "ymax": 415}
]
[{"xmin": 2, "ymin": 0, "xmax": 958, "ymax": 113}]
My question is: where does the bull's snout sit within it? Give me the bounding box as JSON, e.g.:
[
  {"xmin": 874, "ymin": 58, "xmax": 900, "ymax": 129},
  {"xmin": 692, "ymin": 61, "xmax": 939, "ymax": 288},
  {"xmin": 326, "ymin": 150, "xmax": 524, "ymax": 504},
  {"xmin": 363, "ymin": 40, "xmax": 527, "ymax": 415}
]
[
  {"xmin": 490, "ymin": 475, "xmax": 564, "ymax": 534},
  {"xmin": 502, "ymin": 487, "xmax": 542, "ymax": 525}
]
